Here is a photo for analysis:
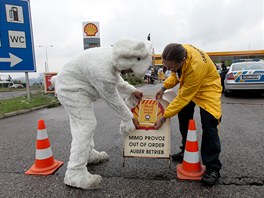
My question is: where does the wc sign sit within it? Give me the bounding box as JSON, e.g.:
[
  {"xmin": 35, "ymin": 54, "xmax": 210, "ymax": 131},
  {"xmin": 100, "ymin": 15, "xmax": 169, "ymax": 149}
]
[{"xmin": 0, "ymin": 0, "xmax": 35, "ymax": 72}]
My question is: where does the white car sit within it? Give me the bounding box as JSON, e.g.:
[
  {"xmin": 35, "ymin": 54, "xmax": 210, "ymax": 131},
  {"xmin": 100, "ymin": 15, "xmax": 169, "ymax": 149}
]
[
  {"xmin": 224, "ymin": 61, "xmax": 264, "ymax": 96},
  {"xmin": 9, "ymin": 84, "xmax": 24, "ymax": 88}
]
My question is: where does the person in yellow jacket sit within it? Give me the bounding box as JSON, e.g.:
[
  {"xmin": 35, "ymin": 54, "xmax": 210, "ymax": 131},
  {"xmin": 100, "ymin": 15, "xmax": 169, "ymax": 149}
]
[
  {"xmin": 158, "ymin": 68, "xmax": 166, "ymax": 82},
  {"xmin": 155, "ymin": 43, "xmax": 222, "ymax": 186}
]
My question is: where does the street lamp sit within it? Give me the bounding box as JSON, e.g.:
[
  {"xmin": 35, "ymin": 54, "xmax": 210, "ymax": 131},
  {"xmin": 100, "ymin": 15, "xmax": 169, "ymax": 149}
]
[
  {"xmin": 147, "ymin": 33, "xmax": 155, "ymax": 67},
  {"xmin": 39, "ymin": 45, "xmax": 53, "ymax": 72},
  {"xmin": 147, "ymin": 33, "xmax": 150, "ymax": 41}
]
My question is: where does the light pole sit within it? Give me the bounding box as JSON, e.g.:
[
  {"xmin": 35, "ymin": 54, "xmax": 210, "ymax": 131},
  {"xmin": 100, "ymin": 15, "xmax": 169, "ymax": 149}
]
[
  {"xmin": 147, "ymin": 33, "xmax": 155, "ymax": 68},
  {"xmin": 39, "ymin": 45, "xmax": 53, "ymax": 72}
]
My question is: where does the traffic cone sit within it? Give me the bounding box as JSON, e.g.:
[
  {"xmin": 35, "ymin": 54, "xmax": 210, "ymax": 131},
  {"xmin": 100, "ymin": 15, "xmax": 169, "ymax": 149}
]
[
  {"xmin": 176, "ymin": 119, "xmax": 205, "ymax": 180},
  {"xmin": 25, "ymin": 119, "xmax": 63, "ymax": 175}
]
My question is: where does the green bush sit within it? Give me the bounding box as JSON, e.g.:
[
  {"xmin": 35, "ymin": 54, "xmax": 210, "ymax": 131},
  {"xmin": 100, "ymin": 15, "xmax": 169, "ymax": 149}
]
[{"xmin": 121, "ymin": 73, "xmax": 144, "ymax": 85}]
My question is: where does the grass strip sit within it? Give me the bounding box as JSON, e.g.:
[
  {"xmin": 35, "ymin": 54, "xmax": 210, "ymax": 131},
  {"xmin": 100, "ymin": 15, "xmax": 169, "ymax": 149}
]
[{"xmin": 0, "ymin": 92, "xmax": 60, "ymax": 115}]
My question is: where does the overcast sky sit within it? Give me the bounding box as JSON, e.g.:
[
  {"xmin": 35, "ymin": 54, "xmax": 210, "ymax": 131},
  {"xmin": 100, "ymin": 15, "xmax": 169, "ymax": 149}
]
[{"xmin": 4, "ymin": 0, "xmax": 264, "ymax": 79}]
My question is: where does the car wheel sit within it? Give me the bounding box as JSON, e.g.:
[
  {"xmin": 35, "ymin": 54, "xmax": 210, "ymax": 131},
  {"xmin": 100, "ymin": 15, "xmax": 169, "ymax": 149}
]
[{"xmin": 224, "ymin": 89, "xmax": 232, "ymax": 97}]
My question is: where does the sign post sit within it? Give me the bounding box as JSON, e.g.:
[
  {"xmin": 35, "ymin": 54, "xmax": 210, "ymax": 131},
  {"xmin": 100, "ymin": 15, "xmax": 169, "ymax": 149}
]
[
  {"xmin": 82, "ymin": 21, "xmax": 100, "ymax": 50},
  {"xmin": 124, "ymin": 97, "xmax": 171, "ymax": 159},
  {"xmin": 43, "ymin": 72, "xmax": 57, "ymax": 94},
  {"xmin": 0, "ymin": 0, "xmax": 35, "ymax": 72},
  {"xmin": 123, "ymin": 90, "xmax": 176, "ymax": 168},
  {"xmin": 0, "ymin": 0, "xmax": 36, "ymax": 100}
]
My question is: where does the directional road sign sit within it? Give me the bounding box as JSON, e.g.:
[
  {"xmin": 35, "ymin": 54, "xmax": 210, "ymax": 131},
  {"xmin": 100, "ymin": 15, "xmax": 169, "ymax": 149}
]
[{"xmin": 0, "ymin": 0, "xmax": 36, "ymax": 72}]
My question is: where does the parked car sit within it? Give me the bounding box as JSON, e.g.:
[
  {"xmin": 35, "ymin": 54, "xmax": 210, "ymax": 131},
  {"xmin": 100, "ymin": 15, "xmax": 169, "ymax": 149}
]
[
  {"xmin": 9, "ymin": 84, "xmax": 24, "ymax": 88},
  {"xmin": 224, "ymin": 61, "xmax": 264, "ymax": 96}
]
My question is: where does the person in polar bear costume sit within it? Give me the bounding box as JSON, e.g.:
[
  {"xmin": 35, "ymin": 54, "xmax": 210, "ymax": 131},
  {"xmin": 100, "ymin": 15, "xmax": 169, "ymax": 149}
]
[{"xmin": 53, "ymin": 39, "xmax": 152, "ymax": 189}]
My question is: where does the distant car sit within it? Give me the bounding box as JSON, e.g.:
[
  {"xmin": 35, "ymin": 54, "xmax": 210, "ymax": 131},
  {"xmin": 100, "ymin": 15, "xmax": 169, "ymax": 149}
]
[
  {"xmin": 224, "ymin": 61, "xmax": 264, "ymax": 96},
  {"xmin": 145, "ymin": 70, "xmax": 151, "ymax": 77},
  {"xmin": 9, "ymin": 84, "xmax": 24, "ymax": 88}
]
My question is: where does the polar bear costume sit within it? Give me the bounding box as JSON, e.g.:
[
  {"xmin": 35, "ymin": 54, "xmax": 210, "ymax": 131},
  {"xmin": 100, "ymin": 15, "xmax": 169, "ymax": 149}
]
[{"xmin": 53, "ymin": 39, "xmax": 152, "ymax": 189}]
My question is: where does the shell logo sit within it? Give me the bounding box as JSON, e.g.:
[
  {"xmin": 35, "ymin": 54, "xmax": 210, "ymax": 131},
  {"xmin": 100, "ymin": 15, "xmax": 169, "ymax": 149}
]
[
  {"xmin": 84, "ymin": 23, "xmax": 98, "ymax": 36},
  {"xmin": 131, "ymin": 100, "xmax": 164, "ymax": 130}
]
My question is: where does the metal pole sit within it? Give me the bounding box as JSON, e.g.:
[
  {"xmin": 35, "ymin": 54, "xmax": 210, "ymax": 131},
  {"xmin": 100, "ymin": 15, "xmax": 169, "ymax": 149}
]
[
  {"xmin": 39, "ymin": 45, "xmax": 53, "ymax": 73},
  {"xmin": 45, "ymin": 61, "xmax": 48, "ymax": 73},
  {"xmin": 45, "ymin": 47, "xmax": 49, "ymax": 72},
  {"xmin": 25, "ymin": 72, "xmax": 31, "ymax": 101},
  {"xmin": 152, "ymin": 48, "xmax": 155, "ymax": 68}
]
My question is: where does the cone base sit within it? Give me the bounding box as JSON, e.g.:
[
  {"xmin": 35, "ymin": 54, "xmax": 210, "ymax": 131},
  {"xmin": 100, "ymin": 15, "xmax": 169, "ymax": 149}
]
[
  {"xmin": 25, "ymin": 160, "xmax": 64, "ymax": 175},
  {"xmin": 176, "ymin": 164, "xmax": 205, "ymax": 181}
]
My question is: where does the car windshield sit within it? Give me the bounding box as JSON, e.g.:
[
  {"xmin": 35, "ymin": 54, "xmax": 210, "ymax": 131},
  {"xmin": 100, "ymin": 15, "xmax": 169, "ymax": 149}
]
[{"xmin": 232, "ymin": 62, "xmax": 264, "ymax": 71}]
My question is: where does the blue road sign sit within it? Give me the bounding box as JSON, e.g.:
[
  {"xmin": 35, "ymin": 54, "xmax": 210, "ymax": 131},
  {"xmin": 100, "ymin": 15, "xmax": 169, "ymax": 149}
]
[{"xmin": 0, "ymin": 0, "xmax": 35, "ymax": 72}]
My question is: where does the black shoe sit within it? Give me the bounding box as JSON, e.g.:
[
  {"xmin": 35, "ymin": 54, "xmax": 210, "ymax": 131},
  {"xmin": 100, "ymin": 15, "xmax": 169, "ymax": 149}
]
[
  {"xmin": 201, "ymin": 168, "xmax": 220, "ymax": 186},
  {"xmin": 171, "ymin": 152, "xmax": 184, "ymax": 162}
]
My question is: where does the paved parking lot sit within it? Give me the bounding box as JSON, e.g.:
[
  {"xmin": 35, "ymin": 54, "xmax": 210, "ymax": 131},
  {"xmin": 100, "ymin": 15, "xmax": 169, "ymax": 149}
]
[{"xmin": 0, "ymin": 84, "xmax": 263, "ymax": 197}]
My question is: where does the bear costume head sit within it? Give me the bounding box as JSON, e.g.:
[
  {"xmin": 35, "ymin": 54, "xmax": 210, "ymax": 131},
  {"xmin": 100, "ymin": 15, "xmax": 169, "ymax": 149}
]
[{"xmin": 112, "ymin": 39, "xmax": 152, "ymax": 78}]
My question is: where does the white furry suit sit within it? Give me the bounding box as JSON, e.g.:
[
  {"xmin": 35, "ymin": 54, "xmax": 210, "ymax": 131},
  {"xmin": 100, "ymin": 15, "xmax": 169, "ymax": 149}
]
[{"xmin": 53, "ymin": 39, "xmax": 152, "ymax": 189}]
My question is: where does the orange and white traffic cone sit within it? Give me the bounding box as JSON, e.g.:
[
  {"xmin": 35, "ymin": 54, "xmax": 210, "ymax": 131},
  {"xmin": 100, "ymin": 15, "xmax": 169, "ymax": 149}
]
[
  {"xmin": 176, "ymin": 119, "xmax": 205, "ymax": 180},
  {"xmin": 25, "ymin": 119, "xmax": 63, "ymax": 175}
]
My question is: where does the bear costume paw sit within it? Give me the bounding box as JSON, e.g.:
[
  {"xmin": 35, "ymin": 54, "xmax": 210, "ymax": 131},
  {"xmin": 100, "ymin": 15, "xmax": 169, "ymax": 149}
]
[
  {"xmin": 120, "ymin": 120, "xmax": 136, "ymax": 135},
  {"xmin": 64, "ymin": 170, "xmax": 102, "ymax": 190},
  {"xmin": 88, "ymin": 149, "xmax": 109, "ymax": 165}
]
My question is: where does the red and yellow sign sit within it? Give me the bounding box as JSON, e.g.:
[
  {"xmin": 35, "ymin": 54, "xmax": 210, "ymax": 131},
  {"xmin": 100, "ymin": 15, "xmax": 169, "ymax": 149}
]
[
  {"xmin": 139, "ymin": 99, "xmax": 158, "ymax": 125},
  {"xmin": 124, "ymin": 97, "xmax": 170, "ymax": 159},
  {"xmin": 44, "ymin": 72, "xmax": 57, "ymax": 94},
  {"xmin": 132, "ymin": 99, "xmax": 164, "ymax": 130}
]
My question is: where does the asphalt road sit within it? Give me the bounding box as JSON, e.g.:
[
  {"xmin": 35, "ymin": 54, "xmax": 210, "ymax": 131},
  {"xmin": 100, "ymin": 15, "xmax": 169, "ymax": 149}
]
[
  {"xmin": 0, "ymin": 90, "xmax": 40, "ymax": 100},
  {"xmin": 0, "ymin": 83, "xmax": 264, "ymax": 197}
]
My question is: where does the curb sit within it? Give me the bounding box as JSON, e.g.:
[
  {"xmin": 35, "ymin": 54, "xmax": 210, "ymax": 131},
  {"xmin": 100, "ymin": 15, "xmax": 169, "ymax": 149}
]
[{"xmin": 0, "ymin": 104, "xmax": 60, "ymax": 119}]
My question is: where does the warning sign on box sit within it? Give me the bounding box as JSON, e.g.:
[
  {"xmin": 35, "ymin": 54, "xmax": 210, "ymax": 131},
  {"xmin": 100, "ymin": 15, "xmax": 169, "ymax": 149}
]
[
  {"xmin": 138, "ymin": 99, "xmax": 158, "ymax": 126},
  {"xmin": 124, "ymin": 96, "xmax": 171, "ymax": 159}
]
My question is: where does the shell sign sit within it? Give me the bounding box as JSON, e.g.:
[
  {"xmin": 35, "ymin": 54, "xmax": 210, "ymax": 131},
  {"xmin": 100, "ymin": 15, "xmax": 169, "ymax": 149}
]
[
  {"xmin": 82, "ymin": 22, "xmax": 100, "ymax": 38},
  {"xmin": 84, "ymin": 23, "xmax": 98, "ymax": 36},
  {"xmin": 132, "ymin": 99, "xmax": 164, "ymax": 130}
]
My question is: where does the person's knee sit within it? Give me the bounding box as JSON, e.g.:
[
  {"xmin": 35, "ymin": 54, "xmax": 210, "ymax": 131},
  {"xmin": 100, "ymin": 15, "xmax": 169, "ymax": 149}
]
[
  {"xmin": 200, "ymin": 112, "xmax": 218, "ymax": 131},
  {"xmin": 202, "ymin": 128, "xmax": 221, "ymax": 152},
  {"xmin": 70, "ymin": 116, "xmax": 97, "ymax": 141},
  {"xmin": 80, "ymin": 118, "xmax": 97, "ymax": 134}
]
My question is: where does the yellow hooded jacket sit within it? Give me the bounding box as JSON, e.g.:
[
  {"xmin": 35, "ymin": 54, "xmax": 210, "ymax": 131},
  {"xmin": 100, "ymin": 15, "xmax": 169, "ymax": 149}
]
[{"xmin": 163, "ymin": 44, "xmax": 222, "ymax": 120}]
